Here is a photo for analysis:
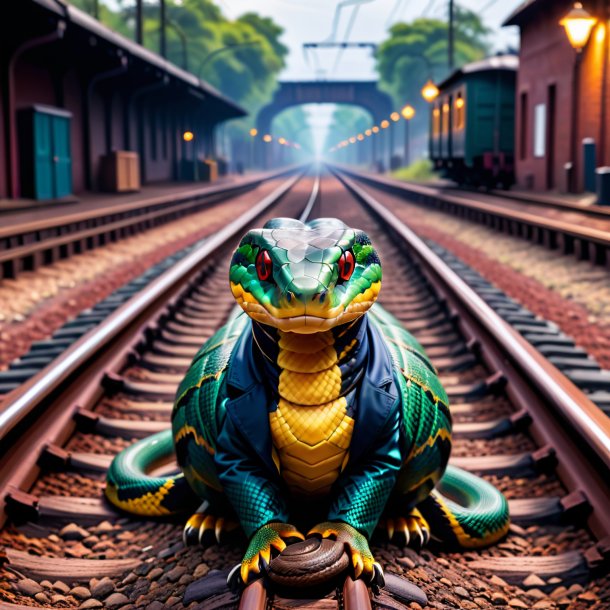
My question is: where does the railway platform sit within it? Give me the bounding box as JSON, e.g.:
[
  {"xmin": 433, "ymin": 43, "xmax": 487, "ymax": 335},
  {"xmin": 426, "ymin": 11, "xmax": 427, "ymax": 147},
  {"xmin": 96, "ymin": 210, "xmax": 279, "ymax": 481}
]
[{"xmin": 0, "ymin": 174, "xmax": 264, "ymax": 228}]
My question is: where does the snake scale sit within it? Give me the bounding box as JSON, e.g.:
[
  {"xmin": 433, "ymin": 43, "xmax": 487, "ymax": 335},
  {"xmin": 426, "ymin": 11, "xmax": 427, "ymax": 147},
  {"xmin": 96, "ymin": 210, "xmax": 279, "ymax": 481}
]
[{"xmin": 106, "ymin": 217, "xmax": 510, "ymax": 586}]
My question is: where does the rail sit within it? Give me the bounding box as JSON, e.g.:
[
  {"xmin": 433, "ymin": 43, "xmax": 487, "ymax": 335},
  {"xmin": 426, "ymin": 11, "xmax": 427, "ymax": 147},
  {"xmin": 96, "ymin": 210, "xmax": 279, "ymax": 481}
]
[
  {"xmin": 335, "ymin": 168, "xmax": 610, "ymax": 541},
  {"xmin": 0, "ymin": 166, "xmax": 302, "ymax": 278},
  {"xmin": 337, "ymin": 166, "xmax": 610, "ymax": 265}
]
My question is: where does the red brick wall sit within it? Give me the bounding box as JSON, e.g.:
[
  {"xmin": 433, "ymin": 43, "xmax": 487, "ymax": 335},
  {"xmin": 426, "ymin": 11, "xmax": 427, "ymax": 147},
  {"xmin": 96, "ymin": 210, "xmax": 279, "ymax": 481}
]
[{"xmin": 514, "ymin": 0, "xmax": 610, "ymax": 192}]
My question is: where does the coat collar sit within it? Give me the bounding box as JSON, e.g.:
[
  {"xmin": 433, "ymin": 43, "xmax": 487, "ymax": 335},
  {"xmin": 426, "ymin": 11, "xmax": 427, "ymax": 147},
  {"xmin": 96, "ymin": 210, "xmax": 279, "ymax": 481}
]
[{"xmin": 223, "ymin": 316, "xmax": 398, "ymax": 471}]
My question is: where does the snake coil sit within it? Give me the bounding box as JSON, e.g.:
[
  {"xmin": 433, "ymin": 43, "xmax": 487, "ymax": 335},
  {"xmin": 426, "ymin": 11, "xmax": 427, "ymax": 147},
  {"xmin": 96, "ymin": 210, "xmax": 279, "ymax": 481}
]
[{"xmin": 268, "ymin": 538, "xmax": 349, "ymax": 588}]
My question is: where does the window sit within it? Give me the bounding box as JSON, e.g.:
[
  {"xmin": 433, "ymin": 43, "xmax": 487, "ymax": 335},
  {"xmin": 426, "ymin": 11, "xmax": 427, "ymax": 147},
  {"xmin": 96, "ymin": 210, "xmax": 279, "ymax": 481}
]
[
  {"xmin": 534, "ymin": 103, "xmax": 546, "ymax": 158},
  {"xmin": 454, "ymin": 93, "xmax": 465, "ymax": 130},
  {"xmin": 520, "ymin": 92, "xmax": 528, "ymax": 160},
  {"xmin": 433, "ymin": 107, "xmax": 441, "ymax": 137},
  {"xmin": 442, "ymin": 101, "xmax": 450, "ymax": 135}
]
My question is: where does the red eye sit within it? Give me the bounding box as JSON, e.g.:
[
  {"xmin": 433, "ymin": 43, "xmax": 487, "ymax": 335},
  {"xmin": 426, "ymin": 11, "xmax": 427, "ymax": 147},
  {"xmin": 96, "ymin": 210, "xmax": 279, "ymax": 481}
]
[
  {"xmin": 256, "ymin": 250, "xmax": 272, "ymax": 281},
  {"xmin": 338, "ymin": 251, "xmax": 355, "ymax": 281}
]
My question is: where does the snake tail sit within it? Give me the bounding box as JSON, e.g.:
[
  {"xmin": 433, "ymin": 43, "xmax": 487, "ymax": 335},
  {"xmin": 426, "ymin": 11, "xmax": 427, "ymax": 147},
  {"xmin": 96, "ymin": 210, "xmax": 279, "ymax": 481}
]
[
  {"xmin": 105, "ymin": 430, "xmax": 199, "ymax": 517},
  {"xmin": 418, "ymin": 465, "xmax": 510, "ymax": 549}
]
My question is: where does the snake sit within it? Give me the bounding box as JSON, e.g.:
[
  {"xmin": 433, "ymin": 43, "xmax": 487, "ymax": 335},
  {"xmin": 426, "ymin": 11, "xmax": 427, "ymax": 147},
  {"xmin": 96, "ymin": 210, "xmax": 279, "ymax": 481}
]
[{"xmin": 106, "ymin": 217, "xmax": 510, "ymax": 586}]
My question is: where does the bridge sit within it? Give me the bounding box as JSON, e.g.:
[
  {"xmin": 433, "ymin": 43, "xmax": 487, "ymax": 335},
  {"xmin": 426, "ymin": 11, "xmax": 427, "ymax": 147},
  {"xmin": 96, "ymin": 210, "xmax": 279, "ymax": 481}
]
[{"xmin": 256, "ymin": 80, "xmax": 393, "ymax": 163}]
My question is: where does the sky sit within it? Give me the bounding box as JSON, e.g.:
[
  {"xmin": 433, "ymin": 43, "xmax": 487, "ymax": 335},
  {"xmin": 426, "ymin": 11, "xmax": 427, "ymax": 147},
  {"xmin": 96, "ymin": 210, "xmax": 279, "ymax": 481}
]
[
  {"xmin": 214, "ymin": 0, "xmax": 525, "ymax": 153},
  {"xmin": 217, "ymin": 0, "xmax": 524, "ymax": 81}
]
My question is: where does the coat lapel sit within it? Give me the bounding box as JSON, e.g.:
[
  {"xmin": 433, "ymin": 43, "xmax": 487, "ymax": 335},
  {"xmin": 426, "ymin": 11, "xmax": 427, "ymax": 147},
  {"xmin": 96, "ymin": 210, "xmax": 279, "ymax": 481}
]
[
  {"xmin": 224, "ymin": 322, "xmax": 276, "ymax": 474},
  {"xmin": 350, "ymin": 317, "xmax": 399, "ymax": 464}
]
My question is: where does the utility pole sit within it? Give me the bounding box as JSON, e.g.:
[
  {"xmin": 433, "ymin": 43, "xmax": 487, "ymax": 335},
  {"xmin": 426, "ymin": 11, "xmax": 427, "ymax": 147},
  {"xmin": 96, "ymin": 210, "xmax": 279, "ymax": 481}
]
[
  {"xmin": 136, "ymin": 0, "xmax": 143, "ymax": 45},
  {"xmin": 448, "ymin": 0, "xmax": 455, "ymax": 71},
  {"xmin": 160, "ymin": 0, "xmax": 166, "ymax": 58}
]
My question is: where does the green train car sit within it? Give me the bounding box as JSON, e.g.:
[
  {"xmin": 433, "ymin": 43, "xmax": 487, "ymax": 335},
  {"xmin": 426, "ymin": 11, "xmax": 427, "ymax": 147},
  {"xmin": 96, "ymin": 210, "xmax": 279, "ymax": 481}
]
[{"xmin": 429, "ymin": 55, "xmax": 517, "ymax": 189}]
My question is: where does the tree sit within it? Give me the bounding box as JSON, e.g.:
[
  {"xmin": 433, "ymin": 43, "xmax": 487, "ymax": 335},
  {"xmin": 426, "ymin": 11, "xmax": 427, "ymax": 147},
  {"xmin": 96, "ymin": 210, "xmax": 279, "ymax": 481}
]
[
  {"xmin": 324, "ymin": 106, "xmax": 371, "ymax": 150},
  {"xmin": 375, "ymin": 5, "xmax": 491, "ymax": 109},
  {"xmin": 274, "ymin": 107, "xmax": 314, "ymax": 154}
]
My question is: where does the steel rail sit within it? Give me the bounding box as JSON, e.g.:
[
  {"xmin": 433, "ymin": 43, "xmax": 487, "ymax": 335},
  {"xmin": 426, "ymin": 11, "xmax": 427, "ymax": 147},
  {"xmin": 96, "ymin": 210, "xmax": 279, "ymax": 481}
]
[
  {"xmin": 0, "ymin": 171, "xmax": 303, "ymax": 443},
  {"xmin": 336, "ymin": 166, "xmax": 610, "ymax": 262},
  {"xmin": 0, "ymin": 167, "xmax": 298, "ymax": 240},
  {"xmin": 0, "ymin": 167, "xmax": 302, "ymax": 279},
  {"xmin": 335, "ymin": 168, "xmax": 610, "ymax": 541}
]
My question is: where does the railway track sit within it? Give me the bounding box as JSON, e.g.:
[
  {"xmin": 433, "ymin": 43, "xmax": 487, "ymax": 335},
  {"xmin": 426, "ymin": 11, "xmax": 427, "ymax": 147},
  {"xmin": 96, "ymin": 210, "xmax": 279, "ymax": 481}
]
[
  {"xmin": 0, "ymin": 171, "xmax": 609, "ymax": 610},
  {"xmin": 337, "ymin": 166, "xmax": 610, "ymax": 267},
  {"xmin": 0, "ymin": 167, "xmax": 298, "ymax": 281}
]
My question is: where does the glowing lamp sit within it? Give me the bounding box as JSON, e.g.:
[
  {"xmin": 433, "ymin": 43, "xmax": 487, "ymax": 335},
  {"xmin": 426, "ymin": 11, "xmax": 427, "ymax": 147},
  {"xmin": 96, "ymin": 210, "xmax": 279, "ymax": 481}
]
[
  {"xmin": 357, "ymin": 134, "xmax": 364, "ymax": 141},
  {"xmin": 249, "ymin": 128, "xmax": 258, "ymax": 137},
  {"xmin": 390, "ymin": 112, "xmax": 400, "ymax": 122},
  {"xmin": 349, "ymin": 136, "xmax": 357, "ymax": 144},
  {"xmin": 401, "ymin": 104, "xmax": 415, "ymax": 120},
  {"xmin": 455, "ymin": 97, "xmax": 465, "ymax": 109},
  {"xmin": 278, "ymin": 137, "xmax": 287, "ymax": 145},
  {"xmin": 560, "ymin": 2, "xmax": 597, "ymax": 51},
  {"xmin": 380, "ymin": 120, "xmax": 390, "ymax": 129},
  {"xmin": 183, "ymin": 131, "xmax": 194, "ymax": 142},
  {"xmin": 365, "ymin": 129, "xmax": 372, "ymax": 136},
  {"xmin": 421, "ymin": 79, "xmax": 440, "ymax": 102},
  {"xmin": 263, "ymin": 134, "xmax": 273, "ymax": 143},
  {"xmin": 372, "ymin": 126, "xmax": 380, "ymax": 134}
]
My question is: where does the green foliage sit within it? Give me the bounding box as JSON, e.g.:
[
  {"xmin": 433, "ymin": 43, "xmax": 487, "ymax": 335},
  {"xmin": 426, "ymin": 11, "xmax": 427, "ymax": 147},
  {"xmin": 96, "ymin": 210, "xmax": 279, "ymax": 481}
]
[
  {"xmin": 391, "ymin": 159, "xmax": 437, "ymax": 183},
  {"xmin": 323, "ymin": 106, "xmax": 372, "ymax": 152},
  {"xmin": 69, "ymin": 0, "xmax": 288, "ymax": 119},
  {"xmin": 375, "ymin": 4, "xmax": 491, "ymax": 109},
  {"xmin": 272, "ymin": 107, "xmax": 314, "ymax": 154}
]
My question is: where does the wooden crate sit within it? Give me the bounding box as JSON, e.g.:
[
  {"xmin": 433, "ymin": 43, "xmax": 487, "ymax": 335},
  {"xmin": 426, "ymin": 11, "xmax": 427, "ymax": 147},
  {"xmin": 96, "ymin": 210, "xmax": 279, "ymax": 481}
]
[{"xmin": 100, "ymin": 151, "xmax": 140, "ymax": 192}]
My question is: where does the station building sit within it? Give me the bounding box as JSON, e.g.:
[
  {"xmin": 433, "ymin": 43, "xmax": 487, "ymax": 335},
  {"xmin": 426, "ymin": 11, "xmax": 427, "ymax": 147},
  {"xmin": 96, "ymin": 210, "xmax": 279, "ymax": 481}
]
[
  {"xmin": 505, "ymin": 0, "xmax": 610, "ymax": 193},
  {"xmin": 0, "ymin": 0, "xmax": 245, "ymax": 202}
]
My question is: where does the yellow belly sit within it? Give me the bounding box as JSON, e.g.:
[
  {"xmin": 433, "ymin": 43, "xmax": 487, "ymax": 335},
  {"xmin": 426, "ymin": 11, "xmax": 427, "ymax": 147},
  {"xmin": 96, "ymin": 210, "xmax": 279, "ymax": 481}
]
[{"xmin": 269, "ymin": 331, "xmax": 355, "ymax": 496}]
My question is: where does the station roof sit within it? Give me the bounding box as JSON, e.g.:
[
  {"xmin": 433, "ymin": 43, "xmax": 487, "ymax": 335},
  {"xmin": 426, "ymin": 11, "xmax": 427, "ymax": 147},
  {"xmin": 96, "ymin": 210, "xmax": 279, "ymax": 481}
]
[
  {"xmin": 503, "ymin": 0, "xmax": 543, "ymax": 26},
  {"xmin": 31, "ymin": 0, "xmax": 247, "ymax": 120},
  {"xmin": 436, "ymin": 54, "xmax": 519, "ymax": 90}
]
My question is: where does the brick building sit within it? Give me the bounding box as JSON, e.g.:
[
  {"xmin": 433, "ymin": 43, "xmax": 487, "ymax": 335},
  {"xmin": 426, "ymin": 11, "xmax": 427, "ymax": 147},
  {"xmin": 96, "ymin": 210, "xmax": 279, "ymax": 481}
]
[
  {"xmin": 505, "ymin": 0, "xmax": 610, "ymax": 193},
  {"xmin": 0, "ymin": 0, "xmax": 245, "ymax": 202}
]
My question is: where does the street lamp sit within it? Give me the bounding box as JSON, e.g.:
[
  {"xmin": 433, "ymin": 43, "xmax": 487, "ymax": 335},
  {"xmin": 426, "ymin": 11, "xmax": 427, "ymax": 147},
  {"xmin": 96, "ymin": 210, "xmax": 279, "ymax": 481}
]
[
  {"xmin": 401, "ymin": 105, "xmax": 416, "ymax": 167},
  {"xmin": 421, "ymin": 80, "xmax": 440, "ymax": 103},
  {"xmin": 560, "ymin": 2, "xmax": 597, "ymax": 52},
  {"xmin": 263, "ymin": 134, "xmax": 273, "ymax": 143},
  {"xmin": 560, "ymin": 2, "xmax": 597, "ymax": 192}
]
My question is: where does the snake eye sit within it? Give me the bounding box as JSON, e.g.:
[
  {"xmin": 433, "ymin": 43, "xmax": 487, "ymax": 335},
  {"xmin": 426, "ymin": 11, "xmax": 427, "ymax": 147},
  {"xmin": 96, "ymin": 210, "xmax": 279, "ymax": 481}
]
[
  {"xmin": 338, "ymin": 250, "xmax": 355, "ymax": 282},
  {"xmin": 256, "ymin": 249, "xmax": 272, "ymax": 281}
]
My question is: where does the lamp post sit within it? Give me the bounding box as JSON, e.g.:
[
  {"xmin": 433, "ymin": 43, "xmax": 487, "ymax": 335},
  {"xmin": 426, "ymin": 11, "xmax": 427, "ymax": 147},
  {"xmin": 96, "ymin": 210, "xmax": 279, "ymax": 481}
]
[
  {"xmin": 249, "ymin": 128, "xmax": 257, "ymax": 172},
  {"xmin": 560, "ymin": 2, "xmax": 597, "ymax": 192},
  {"xmin": 183, "ymin": 130, "xmax": 197, "ymax": 181},
  {"xmin": 401, "ymin": 104, "xmax": 416, "ymax": 167}
]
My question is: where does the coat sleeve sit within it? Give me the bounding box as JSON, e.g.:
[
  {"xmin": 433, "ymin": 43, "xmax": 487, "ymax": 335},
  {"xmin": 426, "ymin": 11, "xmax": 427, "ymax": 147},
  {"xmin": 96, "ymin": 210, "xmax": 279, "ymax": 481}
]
[
  {"xmin": 214, "ymin": 409, "xmax": 290, "ymax": 538},
  {"xmin": 325, "ymin": 402, "xmax": 403, "ymax": 538}
]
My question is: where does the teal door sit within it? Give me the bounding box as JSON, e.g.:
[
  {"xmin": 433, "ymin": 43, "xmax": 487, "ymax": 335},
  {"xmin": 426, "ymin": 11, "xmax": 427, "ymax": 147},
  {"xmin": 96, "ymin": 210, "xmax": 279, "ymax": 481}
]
[
  {"xmin": 51, "ymin": 115, "xmax": 72, "ymax": 198},
  {"xmin": 25, "ymin": 106, "xmax": 72, "ymax": 200},
  {"xmin": 33, "ymin": 112, "xmax": 54, "ymax": 200}
]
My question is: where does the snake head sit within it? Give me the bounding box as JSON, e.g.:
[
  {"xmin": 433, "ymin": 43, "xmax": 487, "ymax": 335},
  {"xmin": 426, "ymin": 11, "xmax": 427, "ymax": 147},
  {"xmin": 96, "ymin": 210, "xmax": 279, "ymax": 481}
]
[
  {"xmin": 307, "ymin": 521, "xmax": 384, "ymax": 586},
  {"xmin": 229, "ymin": 218, "xmax": 382, "ymax": 334}
]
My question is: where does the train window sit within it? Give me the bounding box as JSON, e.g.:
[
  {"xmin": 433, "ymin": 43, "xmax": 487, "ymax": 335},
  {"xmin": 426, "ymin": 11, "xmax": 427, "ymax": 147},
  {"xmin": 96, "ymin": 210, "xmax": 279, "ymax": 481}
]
[
  {"xmin": 454, "ymin": 94, "xmax": 465, "ymax": 130},
  {"xmin": 433, "ymin": 107, "xmax": 441, "ymax": 137},
  {"xmin": 442, "ymin": 102, "xmax": 450, "ymax": 134}
]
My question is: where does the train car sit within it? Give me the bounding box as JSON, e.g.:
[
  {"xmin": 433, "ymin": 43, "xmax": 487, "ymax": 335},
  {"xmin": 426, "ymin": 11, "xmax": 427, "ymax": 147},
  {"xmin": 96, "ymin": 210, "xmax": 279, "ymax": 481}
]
[{"xmin": 430, "ymin": 55, "xmax": 517, "ymax": 189}]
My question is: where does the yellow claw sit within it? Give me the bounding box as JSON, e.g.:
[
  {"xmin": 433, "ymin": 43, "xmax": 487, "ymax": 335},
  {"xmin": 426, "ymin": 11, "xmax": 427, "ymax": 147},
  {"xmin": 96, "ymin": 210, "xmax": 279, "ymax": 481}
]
[
  {"xmin": 241, "ymin": 556, "xmax": 261, "ymax": 583},
  {"xmin": 386, "ymin": 518, "xmax": 395, "ymax": 541},
  {"xmin": 352, "ymin": 550, "xmax": 364, "ymax": 579}
]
